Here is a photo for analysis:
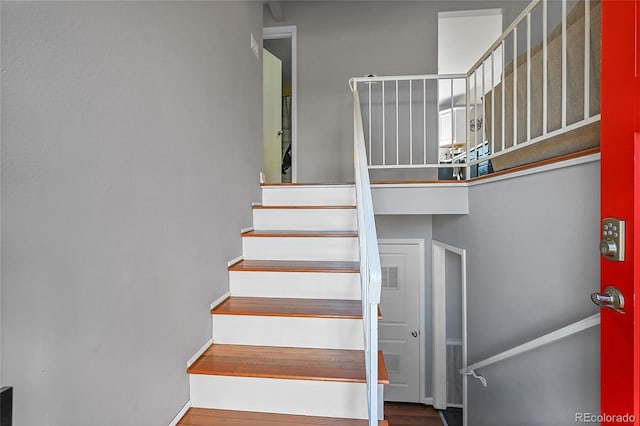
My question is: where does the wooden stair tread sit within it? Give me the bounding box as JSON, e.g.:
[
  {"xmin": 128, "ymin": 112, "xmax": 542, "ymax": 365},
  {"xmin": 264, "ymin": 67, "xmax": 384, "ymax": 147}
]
[
  {"xmin": 229, "ymin": 260, "xmax": 360, "ymax": 273},
  {"xmin": 179, "ymin": 408, "xmax": 389, "ymax": 425},
  {"xmin": 212, "ymin": 297, "xmax": 382, "ymax": 319},
  {"xmin": 260, "ymin": 182, "xmax": 355, "ymax": 187},
  {"xmin": 242, "ymin": 230, "xmax": 357, "ymax": 238},
  {"xmin": 253, "ymin": 205, "xmax": 356, "ymax": 209},
  {"xmin": 187, "ymin": 344, "xmax": 389, "ymax": 384}
]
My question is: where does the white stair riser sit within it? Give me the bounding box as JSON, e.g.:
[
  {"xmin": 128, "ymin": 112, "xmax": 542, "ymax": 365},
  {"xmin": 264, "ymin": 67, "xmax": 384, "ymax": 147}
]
[
  {"xmin": 189, "ymin": 375, "xmax": 369, "ymax": 419},
  {"xmin": 253, "ymin": 209, "xmax": 357, "ymax": 231},
  {"xmin": 262, "ymin": 186, "xmax": 356, "ymax": 206},
  {"xmin": 242, "ymin": 237, "xmax": 359, "ymax": 261},
  {"xmin": 212, "ymin": 315, "xmax": 364, "ymax": 350},
  {"xmin": 229, "ymin": 271, "xmax": 361, "ymax": 300}
]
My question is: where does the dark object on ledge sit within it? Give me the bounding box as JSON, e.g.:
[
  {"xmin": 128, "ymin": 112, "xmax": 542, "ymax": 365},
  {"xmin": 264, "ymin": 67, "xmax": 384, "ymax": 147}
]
[{"xmin": 1, "ymin": 386, "xmax": 12, "ymax": 426}]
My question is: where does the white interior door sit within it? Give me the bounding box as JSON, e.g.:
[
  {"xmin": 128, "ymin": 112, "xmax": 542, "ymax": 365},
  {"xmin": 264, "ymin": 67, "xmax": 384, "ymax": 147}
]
[
  {"xmin": 263, "ymin": 48, "xmax": 282, "ymax": 183},
  {"xmin": 378, "ymin": 241, "xmax": 423, "ymax": 403}
]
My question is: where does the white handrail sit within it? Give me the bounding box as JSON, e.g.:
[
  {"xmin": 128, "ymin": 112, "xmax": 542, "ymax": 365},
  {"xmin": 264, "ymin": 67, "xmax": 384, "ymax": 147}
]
[
  {"xmin": 352, "ymin": 87, "xmax": 382, "ymax": 426},
  {"xmin": 460, "ymin": 313, "xmax": 600, "ymax": 386},
  {"xmin": 350, "ymin": 73, "xmax": 466, "ymax": 87}
]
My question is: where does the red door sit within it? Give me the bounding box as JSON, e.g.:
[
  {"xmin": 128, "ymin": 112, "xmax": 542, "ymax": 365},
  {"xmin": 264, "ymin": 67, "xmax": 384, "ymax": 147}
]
[{"xmin": 600, "ymin": 1, "xmax": 640, "ymax": 424}]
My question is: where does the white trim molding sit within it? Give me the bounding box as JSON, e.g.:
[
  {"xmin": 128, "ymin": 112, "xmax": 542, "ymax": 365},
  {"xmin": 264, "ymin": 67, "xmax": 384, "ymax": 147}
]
[
  {"xmin": 227, "ymin": 256, "xmax": 244, "ymax": 268},
  {"xmin": 468, "ymin": 152, "xmax": 600, "ymax": 187},
  {"xmin": 263, "ymin": 25, "xmax": 298, "ymax": 183},
  {"xmin": 431, "ymin": 240, "xmax": 467, "ymax": 423},
  {"xmin": 187, "ymin": 337, "xmax": 215, "ymax": 368},
  {"xmin": 210, "ymin": 291, "xmax": 231, "ymax": 310},
  {"xmin": 167, "ymin": 400, "xmax": 191, "ymax": 426}
]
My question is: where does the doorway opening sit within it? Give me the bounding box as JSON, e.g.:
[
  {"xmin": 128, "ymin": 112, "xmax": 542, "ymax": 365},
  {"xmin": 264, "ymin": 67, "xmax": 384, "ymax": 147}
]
[
  {"xmin": 432, "ymin": 240, "xmax": 467, "ymax": 425},
  {"xmin": 437, "ymin": 9, "xmax": 502, "ymax": 180},
  {"xmin": 263, "ymin": 26, "xmax": 297, "ymax": 183}
]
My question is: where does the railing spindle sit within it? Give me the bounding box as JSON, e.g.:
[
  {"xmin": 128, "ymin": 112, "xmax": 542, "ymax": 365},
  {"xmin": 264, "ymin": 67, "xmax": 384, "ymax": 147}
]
[
  {"xmin": 450, "ymin": 79, "xmax": 454, "ymax": 160},
  {"xmin": 382, "ymin": 81, "xmax": 386, "ymax": 165},
  {"xmin": 543, "ymin": 0, "xmax": 548, "ymax": 134},
  {"xmin": 368, "ymin": 83, "xmax": 372, "ymax": 164},
  {"xmin": 513, "ymin": 27, "xmax": 518, "ymax": 145},
  {"xmin": 491, "ymin": 52, "xmax": 495, "ymax": 155},
  {"xmin": 423, "ymin": 79, "xmax": 427, "ymax": 165},
  {"xmin": 561, "ymin": 0, "xmax": 567, "ymax": 127},
  {"xmin": 474, "ymin": 71, "xmax": 478, "ymax": 154},
  {"xmin": 527, "ymin": 12, "xmax": 531, "ymax": 141},
  {"xmin": 584, "ymin": 0, "xmax": 590, "ymax": 119},
  {"xmin": 466, "ymin": 76, "xmax": 471, "ymax": 180},
  {"xmin": 409, "ymin": 80, "xmax": 413, "ymax": 165},
  {"xmin": 480, "ymin": 62, "xmax": 485, "ymax": 153},
  {"xmin": 501, "ymin": 40, "xmax": 506, "ymax": 151},
  {"xmin": 396, "ymin": 80, "xmax": 399, "ymax": 165}
]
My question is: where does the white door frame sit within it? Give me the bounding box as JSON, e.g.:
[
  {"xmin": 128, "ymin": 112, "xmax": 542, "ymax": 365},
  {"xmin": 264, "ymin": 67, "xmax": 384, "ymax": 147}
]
[
  {"xmin": 431, "ymin": 240, "xmax": 467, "ymax": 423},
  {"xmin": 378, "ymin": 239, "xmax": 426, "ymax": 404},
  {"xmin": 263, "ymin": 25, "xmax": 298, "ymax": 183}
]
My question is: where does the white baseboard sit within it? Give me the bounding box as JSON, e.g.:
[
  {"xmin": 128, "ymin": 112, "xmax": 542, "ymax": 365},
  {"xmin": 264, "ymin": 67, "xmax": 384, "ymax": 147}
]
[
  {"xmin": 168, "ymin": 400, "xmax": 191, "ymax": 426},
  {"xmin": 187, "ymin": 336, "xmax": 215, "ymax": 368},
  {"xmin": 227, "ymin": 256, "xmax": 243, "ymax": 268},
  {"xmin": 422, "ymin": 397, "xmax": 434, "ymax": 405},
  {"xmin": 210, "ymin": 291, "xmax": 231, "ymax": 310},
  {"xmin": 240, "ymin": 226, "xmax": 254, "ymax": 234}
]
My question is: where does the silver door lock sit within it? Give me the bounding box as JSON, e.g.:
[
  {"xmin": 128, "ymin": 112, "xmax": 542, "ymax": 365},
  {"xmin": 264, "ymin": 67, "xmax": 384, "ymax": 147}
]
[{"xmin": 600, "ymin": 218, "xmax": 625, "ymax": 262}]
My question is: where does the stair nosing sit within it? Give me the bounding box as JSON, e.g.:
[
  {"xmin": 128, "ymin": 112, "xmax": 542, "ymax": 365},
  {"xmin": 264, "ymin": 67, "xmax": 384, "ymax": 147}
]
[
  {"xmin": 253, "ymin": 205, "xmax": 356, "ymax": 210},
  {"xmin": 187, "ymin": 344, "xmax": 389, "ymax": 384},
  {"xmin": 211, "ymin": 297, "xmax": 371, "ymax": 319},
  {"xmin": 260, "ymin": 183, "xmax": 355, "ymax": 187},
  {"xmin": 228, "ymin": 260, "xmax": 360, "ymax": 273},
  {"xmin": 242, "ymin": 230, "xmax": 358, "ymax": 238}
]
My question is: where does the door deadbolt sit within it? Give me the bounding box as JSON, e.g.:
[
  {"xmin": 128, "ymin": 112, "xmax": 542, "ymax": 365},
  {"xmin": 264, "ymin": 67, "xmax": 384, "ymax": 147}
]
[
  {"xmin": 600, "ymin": 218, "xmax": 625, "ymax": 262},
  {"xmin": 591, "ymin": 286, "xmax": 625, "ymax": 314},
  {"xmin": 411, "ymin": 330, "xmax": 418, "ymax": 338}
]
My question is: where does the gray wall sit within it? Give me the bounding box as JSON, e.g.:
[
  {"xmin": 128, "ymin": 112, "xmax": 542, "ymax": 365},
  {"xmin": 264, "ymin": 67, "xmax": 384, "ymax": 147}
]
[
  {"xmin": 264, "ymin": 1, "xmax": 530, "ymax": 183},
  {"xmin": 1, "ymin": 2, "xmax": 262, "ymax": 425},
  {"xmin": 375, "ymin": 215, "xmax": 433, "ymax": 397},
  {"xmin": 433, "ymin": 160, "xmax": 600, "ymax": 425}
]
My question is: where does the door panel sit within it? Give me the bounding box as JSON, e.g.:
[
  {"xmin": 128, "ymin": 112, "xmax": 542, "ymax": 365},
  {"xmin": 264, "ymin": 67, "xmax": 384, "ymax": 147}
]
[
  {"xmin": 263, "ymin": 49, "xmax": 282, "ymax": 183},
  {"xmin": 378, "ymin": 244, "xmax": 422, "ymax": 403},
  {"xmin": 599, "ymin": 1, "xmax": 639, "ymax": 422}
]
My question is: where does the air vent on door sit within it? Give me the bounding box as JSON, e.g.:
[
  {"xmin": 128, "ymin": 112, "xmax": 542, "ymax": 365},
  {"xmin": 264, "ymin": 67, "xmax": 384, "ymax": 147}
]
[{"xmin": 382, "ymin": 266, "xmax": 399, "ymax": 289}]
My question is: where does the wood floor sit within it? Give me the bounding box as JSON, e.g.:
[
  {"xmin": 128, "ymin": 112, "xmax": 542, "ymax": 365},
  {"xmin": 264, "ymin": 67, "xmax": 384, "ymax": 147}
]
[
  {"xmin": 177, "ymin": 404, "xmax": 439, "ymax": 426},
  {"xmin": 384, "ymin": 402, "xmax": 443, "ymax": 426}
]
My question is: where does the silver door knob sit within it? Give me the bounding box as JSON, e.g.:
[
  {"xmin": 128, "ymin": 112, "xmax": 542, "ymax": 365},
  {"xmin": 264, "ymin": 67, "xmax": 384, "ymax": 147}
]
[
  {"xmin": 411, "ymin": 330, "xmax": 418, "ymax": 338},
  {"xmin": 591, "ymin": 286, "xmax": 625, "ymax": 313}
]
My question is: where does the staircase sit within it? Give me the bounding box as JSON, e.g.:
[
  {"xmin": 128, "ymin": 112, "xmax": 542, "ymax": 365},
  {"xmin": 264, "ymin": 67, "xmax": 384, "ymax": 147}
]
[{"xmin": 177, "ymin": 183, "xmax": 389, "ymax": 426}]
